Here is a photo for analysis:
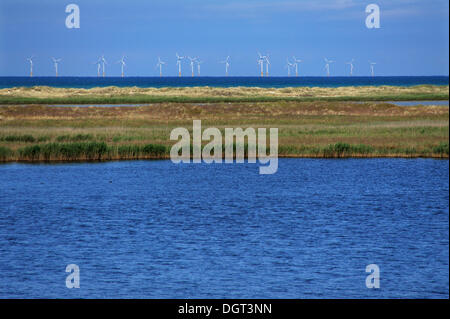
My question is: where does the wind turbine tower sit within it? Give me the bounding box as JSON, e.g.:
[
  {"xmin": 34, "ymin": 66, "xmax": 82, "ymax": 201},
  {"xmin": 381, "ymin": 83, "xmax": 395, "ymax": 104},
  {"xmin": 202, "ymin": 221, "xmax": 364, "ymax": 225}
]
[
  {"xmin": 264, "ymin": 54, "xmax": 270, "ymax": 76},
  {"xmin": 117, "ymin": 56, "xmax": 126, "ymax": 77},
  {"xmin": 27, "ymin": 56, "xmax": 34, "ymax": 77},
  {"xmin": 324, "ymin": 58, "xmax": 335, "ymax": 77},
  {"xmin": 292, "ymin": 56, "xmax": 302, "ymax": 77},
  {"xmin": 346, "ymin": 59, "xmax": 355, "ymax": 76},
  {"xmin": 220, "ymin": 56, "xmax": 230, "ymax": 76},
  {"xmin": 369, "ymin": 61, "xmax": 376, "ymax": 77},
  {"xmin": 101, "ymin": 55, "xmax": 107, "ymax": 77},
  {"xmin": 51, "ymin": 57, "xmax": 61, "ymax": 77},
  {"xmin": 93, "ymin": 59, "xmax": 101, "ymax": 77},
  {"xmin": 196, "ymin": 60, "xmax": 203, "ymax": 76},
  {"xmin": 188, "ymin": 56, "xmax": 197, "ymax": 77},
  {"xmin": 156, "ymin": 57, "xmax": 166, "ymax": 77},
  {"xmin": 257, "ymin": 52, "xmax": 265, "ymax": 77},
  {"xmin": 176, "ymin": 53, "xmax": 184, "ymax": 77},
  {"xmin": 286, "ymin": 59, "xmax": 294, "ymax": 76}
]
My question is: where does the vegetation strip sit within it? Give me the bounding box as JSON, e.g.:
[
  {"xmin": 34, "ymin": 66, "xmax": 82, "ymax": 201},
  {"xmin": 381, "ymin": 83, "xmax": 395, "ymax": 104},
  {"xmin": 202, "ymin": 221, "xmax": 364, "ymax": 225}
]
[{"xmin": 0, "ymin": 141, "xmax": 448, "ymax": 162}]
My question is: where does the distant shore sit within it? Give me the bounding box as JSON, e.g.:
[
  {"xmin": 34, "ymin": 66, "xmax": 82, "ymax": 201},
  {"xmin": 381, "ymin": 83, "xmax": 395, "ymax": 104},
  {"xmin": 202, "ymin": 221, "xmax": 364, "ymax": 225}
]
[
  {"xmin": 0, "ymin": 85, "xmax": 448, "ymax": 104},
  {"xmin": 1, "ymin": 94, "xmax": 448, "ymax": 161}
]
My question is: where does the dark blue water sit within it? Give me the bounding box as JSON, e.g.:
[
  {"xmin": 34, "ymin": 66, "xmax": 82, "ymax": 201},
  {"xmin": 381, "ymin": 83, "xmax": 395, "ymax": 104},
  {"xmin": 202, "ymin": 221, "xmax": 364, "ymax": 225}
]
[
  {"xmin": 0, "ymin": 159, "xmax": 448, "ymax": 298},
  {"xmin": 0, "ymin": 76, "xmax": 448, "ymax": 89}
]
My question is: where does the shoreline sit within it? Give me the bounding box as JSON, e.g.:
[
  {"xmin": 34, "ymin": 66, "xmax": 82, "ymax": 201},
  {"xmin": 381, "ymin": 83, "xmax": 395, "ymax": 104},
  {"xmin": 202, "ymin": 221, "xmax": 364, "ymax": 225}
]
[{"xmin": 1, "ymin": 154, "xmax": 449, "ymax": 164}]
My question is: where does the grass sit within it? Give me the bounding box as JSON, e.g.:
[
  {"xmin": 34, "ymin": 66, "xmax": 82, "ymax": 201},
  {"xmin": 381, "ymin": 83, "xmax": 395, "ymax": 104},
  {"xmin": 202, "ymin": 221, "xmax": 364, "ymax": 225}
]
[
  {"xmin": 11, "ymin": 142, "xmax": 167, "ymax": 161},
  {"xmin": 0, "ymin": 85, "xmax": 448, "ymax": 104},
  {"xmin": 0, "ymin": 95, "xmax": 448, "ymax": 162},
  {"xmin": 0, "ymin": 93, "xmax": 448, "ymax": 105},
  {"xmin": 1, "ymin": 141, "xmax": 447, "ymax": 162}
]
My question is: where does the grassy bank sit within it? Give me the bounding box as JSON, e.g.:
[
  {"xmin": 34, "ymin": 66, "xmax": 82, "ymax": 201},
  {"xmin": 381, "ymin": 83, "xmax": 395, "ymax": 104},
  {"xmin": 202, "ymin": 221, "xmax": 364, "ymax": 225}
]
[
  {"xmin": 0, "ymin": 99, "xmax": 448, "ymax": 161},
  {"xmin": 0, "ymin": 85, "xmax": 448, "ymax": 104},
  {"xmin": 0, "ymin": 141, "xmax": 448, "ymax": 162}
]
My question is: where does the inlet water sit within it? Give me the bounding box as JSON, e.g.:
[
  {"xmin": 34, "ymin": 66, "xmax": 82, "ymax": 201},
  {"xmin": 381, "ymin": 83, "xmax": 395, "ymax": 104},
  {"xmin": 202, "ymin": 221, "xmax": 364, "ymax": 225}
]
[{"xmin": 0, "ymin": 159, "xmax": 448, "ymax": 298}]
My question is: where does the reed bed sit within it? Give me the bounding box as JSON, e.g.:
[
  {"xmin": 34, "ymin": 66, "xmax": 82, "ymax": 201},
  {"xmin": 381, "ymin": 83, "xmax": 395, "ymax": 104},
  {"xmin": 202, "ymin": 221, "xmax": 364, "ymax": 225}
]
[
  {"xmin": 0, "ymin": 141, "xmax": 447, "ymax": 162},
  {"xmin": 0, "ymin": 101, "xmax": 448, "ymax": 162}
]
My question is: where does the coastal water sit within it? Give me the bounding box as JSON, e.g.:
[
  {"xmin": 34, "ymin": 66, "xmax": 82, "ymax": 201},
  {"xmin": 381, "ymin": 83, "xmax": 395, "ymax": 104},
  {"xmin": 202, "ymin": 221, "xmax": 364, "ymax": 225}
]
[
  {"xmin": 0, "ymin": 159, "xmax": 448, "ymax": 298},
  {"xmin": 0, "ymin": 76, "xmax": 448, "ymax": 89}
]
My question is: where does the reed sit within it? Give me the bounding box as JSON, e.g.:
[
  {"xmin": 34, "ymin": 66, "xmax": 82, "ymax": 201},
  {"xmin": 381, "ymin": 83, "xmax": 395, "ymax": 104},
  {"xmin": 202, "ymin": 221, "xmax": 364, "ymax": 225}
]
[
  {"xmin": 0, "ymin": 146, "xmax": 12, "ymax": 160},
  {"xmin": 0, "ymin": 134, "xmax": 36, "ymax": 142},
  {"xmin": 14, "ymin": 142, "xmax": 168, "ymax": 161}
]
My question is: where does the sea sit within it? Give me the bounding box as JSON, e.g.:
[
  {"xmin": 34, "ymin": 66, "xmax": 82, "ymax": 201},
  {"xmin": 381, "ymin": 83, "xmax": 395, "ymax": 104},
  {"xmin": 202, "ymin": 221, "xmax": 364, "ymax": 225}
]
[{"xmin": 0, "ymin": 76, "xmax": 448, "ymax": 89}]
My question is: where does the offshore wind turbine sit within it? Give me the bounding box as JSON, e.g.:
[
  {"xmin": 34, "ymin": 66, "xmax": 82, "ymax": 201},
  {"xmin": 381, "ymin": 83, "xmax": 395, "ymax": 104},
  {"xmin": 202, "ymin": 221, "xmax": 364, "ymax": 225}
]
[
  {"xmin": 220, "ymin": 56, "xmax": 230, "ymax": 76},
  {"xmin": 100, "ymin": 55, "xmax": 107, "ymax": 77},
  {"xmin": 51, "ymin": 57, "xmax": 61, "ymax": 77},
  {"xmin": 117, "ymin": 56, "xmax": 126, "ymax": 77},
  {"xmin": 27, "ymin": 56, "xmax": 34, "ymax": 77},
  {"xmin": 264, "ymin": 54, "xmax": 270, "ymax": 76},
  {"xmin": 292, "ymin": 56, "xmax": 302, "ymax": 76},
  {"xmin": 257, "ymin": 52, "xmax": 265, "ymax": 77},
  {"xmin": 369, "ymin": 61, "xmax": 376, "ymax": 77},
  {"xmin": 176, "ymin": 53, "xmax": 184, "ymax": 77},
  {"xmin": 285, "ymin": 58, "xmax": 294, "ymax": 76},
  {"xmin": 93, "ymin": 58, "xmax": 101, "ymax": 77},
  {"xmin": 196, "ymin": 60, "xmax": 203, "ymax": 76},
  {"xmin": 346, "ymin": 59, "xmax": 355, "ymax": 76},
  {"xmin": 187, "ymin": 56, "xmax": 197, "ymax": 77},
  {"xmin": 324, "ymin": 58, "xmax": 334, "ymax": 77},
  {"xmin": 156, "ymin": 57, "xmax": 166, "ymax": 77}
]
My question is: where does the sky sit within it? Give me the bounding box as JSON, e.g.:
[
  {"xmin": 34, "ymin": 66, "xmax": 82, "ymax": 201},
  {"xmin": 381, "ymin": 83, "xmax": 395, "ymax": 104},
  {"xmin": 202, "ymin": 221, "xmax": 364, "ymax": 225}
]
[{"xmin": 0, "ymin": 0, "xmax": 448, "ymax": 76}]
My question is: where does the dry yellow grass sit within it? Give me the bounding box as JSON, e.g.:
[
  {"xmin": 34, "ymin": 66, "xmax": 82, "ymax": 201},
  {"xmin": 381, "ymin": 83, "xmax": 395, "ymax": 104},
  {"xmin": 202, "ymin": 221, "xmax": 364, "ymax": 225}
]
[{"xmin": 0, "ymin": 85, "xmax": 448, "ymax": 99}]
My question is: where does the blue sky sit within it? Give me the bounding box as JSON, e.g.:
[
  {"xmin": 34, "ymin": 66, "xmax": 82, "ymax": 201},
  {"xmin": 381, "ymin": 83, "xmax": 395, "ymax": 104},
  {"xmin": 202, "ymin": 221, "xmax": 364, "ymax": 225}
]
[{"xmin": 0, "ymin": 0, "xmax": 448, "ymax": 76}]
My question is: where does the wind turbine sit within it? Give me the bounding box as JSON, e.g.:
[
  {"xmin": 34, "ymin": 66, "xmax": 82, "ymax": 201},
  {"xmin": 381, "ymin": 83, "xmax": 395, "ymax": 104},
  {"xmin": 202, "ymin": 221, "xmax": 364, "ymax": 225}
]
[
  {"xmin": 27, "ymin": 56, "xmax": 34, "ymax": 77},
  {"xmin": 257, "ymin": 52, "xmax": 265, "ymax": 77},
  {"xmin": 346, "ymin": 59, "xmax": 355, "ymax": 76},
  {"xmin": 156, "ymin": 57, "xmax": 166, "ymax": 77},
  {"xmin": 93, "ymin": 58, "xmax": 101, "ymax": 77},
  {"xmin": 292, "ymin": 56, "xmax": 302, "ymax": 76},
  {"xmin": 369, "ymin": 61, "xmax": 376, "ymax": 77},
  {"xmin": 100, "ymin": 55, "xmax": 107, "ymax": 77},
  {"xmin": 264, "ymin": 54, "xmax": 270, "ymax": 77},
  {"xmin": 51, "ymin": 57, "xmax": 61, "ymax": 77},
  {"xmin": 176, "ymin": 53, "xmax": 184, "ymax": 77},
  {"xmin": 187, "ymin": 56, "xmax": 197, "ymax": 77},
  {"xmin": 220, "ymin": 56, "xmax": 230, "ymax": 76},
  {"xmin": 285, "ymin": 58, "xmax": 294, "ymax": 76},
  {"xmin": 324, "ymin": 58, "xmax": 334, "ymax": 77},
  {"xmin": 117, "ymin": 56, "xmax": 126, "ymax": 77},
  {"xmin": 196, "ymin": 60, "xmax": 203, "ymax": 76}
]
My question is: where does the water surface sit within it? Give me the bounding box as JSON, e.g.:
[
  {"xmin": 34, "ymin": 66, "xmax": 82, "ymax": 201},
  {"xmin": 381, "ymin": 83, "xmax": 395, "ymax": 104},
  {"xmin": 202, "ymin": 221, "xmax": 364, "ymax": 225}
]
[
  {"xmin": 0, "ymin": 159, "xmax": 448, "ymax": 298},
  {"xmin": 0, "ymin": 76, "xmax": 448, "ymax": 89}
]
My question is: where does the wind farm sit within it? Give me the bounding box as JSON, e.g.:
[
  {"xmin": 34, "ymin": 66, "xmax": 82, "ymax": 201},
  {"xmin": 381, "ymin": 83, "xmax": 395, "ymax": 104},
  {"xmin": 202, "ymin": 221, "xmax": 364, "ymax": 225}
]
[{"xmin": 18, "ymin": 52, "xmax": 392, "ymax": 77}]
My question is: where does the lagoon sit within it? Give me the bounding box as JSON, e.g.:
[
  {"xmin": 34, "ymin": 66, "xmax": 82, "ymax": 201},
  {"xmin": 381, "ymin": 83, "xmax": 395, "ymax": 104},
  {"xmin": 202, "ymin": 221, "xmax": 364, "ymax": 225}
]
[{"xmin": 0, "ymin": 159, "xmax": 448, "ymax": 298}]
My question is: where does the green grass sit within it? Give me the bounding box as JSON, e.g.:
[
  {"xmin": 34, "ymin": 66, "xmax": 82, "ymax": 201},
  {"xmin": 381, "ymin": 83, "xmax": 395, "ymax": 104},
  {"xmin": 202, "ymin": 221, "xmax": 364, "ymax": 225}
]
[
  {"xmin": 55, "ymin": 133, "xmax": 94, "ymax": 142},
  {"xmin": 0, "ymin": 146, "xmax": 12, "ymax": 160},
  {"xmin": 0, "ymin": 134, "xmax": 36, "ymax": 142},
  {"xmin": 13, "ymin": 142, "xmax": 168, "ymax": 161},
  {"xmin": 0, "ymin": 141, "xmax": 447, "ymax": 162},
  {"xmin": 432, "ymin": 142, "xmax": 449, "ymax": 156},
  {"xmin": 0, "ymin": 92, "xmax": 448, "ymax": 105}
]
